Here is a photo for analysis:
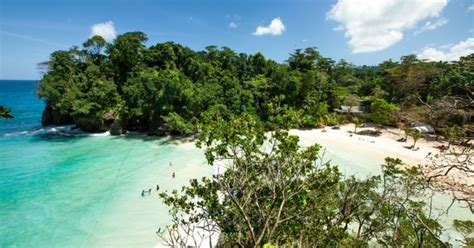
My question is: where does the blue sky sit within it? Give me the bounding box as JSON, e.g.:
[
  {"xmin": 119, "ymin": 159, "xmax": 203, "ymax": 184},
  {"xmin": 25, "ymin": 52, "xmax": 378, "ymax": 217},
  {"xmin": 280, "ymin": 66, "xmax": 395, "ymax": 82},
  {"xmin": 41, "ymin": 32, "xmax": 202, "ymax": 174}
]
[{"xmin": 1, "ymin": 0, "xmax": 473, "ymax": 80}]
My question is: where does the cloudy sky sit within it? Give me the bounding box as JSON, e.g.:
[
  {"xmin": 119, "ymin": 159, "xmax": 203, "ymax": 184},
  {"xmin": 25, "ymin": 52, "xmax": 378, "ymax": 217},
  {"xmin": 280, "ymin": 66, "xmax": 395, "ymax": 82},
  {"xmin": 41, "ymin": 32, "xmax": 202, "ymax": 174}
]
[{"xmin": 1, "ymin": 0, "xmax": 473, "ymax": 79}]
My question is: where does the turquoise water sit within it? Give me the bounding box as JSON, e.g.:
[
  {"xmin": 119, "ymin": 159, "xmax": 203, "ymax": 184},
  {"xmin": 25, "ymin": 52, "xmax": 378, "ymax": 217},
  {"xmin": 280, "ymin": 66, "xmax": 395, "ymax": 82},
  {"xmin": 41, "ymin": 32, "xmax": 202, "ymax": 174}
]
[
  {"xmin": 0, "ymin": 80, "xmax": 471, "ymax": 247},
  {"xmin": 0, "ymin": 80, "xmax": 210, "ymax": 247}
]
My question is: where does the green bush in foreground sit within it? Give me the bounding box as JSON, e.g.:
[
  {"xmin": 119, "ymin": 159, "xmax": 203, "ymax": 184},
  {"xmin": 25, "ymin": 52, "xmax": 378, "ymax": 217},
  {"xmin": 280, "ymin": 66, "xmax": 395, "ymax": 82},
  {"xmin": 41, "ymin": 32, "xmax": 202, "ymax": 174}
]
[{"xmin": 158, "ymin": 114, "xmax": 469, "ymax": 247}]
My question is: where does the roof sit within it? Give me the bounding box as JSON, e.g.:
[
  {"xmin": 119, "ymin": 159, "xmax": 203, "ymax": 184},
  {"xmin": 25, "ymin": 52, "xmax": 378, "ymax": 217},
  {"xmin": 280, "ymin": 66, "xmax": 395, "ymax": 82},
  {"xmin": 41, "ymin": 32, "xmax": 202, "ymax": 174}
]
[
  {"xmin": 411, "ymin": 122, "xmax": 435, "ymax": 133},
  {"xmin": 334, "ymin": 105, "xmax": 365, "ymax": 114}
]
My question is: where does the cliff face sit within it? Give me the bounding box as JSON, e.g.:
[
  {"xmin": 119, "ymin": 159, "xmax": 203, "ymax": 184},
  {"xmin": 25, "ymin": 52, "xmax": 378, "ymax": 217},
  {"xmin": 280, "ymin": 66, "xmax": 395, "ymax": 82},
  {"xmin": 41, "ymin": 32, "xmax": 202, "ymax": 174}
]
[
  {"xmin": 73, "ymin": 117, "xmax": 110, "ymax": 133},
  {"xmin": 41, "ymin": 107, "xmax": 73, "ymax": 126},
  {"xmin": 41, "ymin": 107, "xmax": 126, "ymax": 135},
  {"xmin": 109, "ymin": 120, "xmax": 126, "ymax": 135}
]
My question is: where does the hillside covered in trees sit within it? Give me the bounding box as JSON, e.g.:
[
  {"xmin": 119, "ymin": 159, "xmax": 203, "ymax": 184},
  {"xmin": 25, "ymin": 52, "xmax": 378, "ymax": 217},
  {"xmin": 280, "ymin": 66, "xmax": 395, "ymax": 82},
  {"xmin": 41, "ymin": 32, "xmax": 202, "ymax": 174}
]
[
  {"xmin": 34, "ymin": 32, "xmax": 474, "ymax": 246},
  {"xmin": 38, "ymin": 32, "xmax": 473, "ymax": 136}
]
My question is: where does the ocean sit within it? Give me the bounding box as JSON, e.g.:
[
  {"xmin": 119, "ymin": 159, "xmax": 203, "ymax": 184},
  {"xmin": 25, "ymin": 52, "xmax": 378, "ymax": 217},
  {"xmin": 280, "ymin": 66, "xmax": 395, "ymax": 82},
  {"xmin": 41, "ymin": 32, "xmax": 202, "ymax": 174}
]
[
  {"xmin": 0, "ymin": 80, "xmax": 470, "ymax": 247},
  {"xmin": 0, "ymin": 80, "xmax": 211, "ymax": 247}
]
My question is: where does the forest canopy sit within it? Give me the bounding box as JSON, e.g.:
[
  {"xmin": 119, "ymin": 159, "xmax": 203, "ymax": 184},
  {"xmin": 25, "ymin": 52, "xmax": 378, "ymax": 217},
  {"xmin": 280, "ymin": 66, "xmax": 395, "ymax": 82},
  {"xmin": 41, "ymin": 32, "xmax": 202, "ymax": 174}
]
[{"xmin": 37, "ymin": 32, "xmax": 473, "ymax": 135}]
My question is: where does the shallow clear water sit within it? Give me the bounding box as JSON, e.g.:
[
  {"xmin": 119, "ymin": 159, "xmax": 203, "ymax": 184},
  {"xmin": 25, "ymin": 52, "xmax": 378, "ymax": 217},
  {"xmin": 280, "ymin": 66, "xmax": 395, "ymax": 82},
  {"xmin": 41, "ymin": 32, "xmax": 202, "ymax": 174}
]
[
  {"xmin": 0, "ymin": 80, "xmax": 210, "ymax": 247},
  {"xmin": 0, "ymin": 80, "xmax": 471, "ymax": 247}
]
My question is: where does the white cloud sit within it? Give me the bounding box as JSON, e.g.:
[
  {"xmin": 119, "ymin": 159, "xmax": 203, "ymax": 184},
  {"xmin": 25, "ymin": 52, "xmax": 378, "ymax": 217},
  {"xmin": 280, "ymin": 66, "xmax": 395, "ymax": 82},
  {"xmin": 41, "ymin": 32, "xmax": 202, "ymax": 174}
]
[
  {"xmin": 327, "ymin": 0, "xmax": 448, "ymax": 53},
  {"xmin": 90, "ymin": 21, "xmax": 116, "ymax": 42},
  {"xmin": 468, "ymin": 4, "xmax": 474, "ymax": 12},
  {"xmin": 228, "ymin": 22, "xmax": 238, "ymax": 29},
  {"xmin": 253, "ymin": 17, "xmax": 285, "ymax": 36},
  {"xmin": 332, "ymin": 25, "xmax": 344, "ymax": 31},
  {"xmin": 438, "ymin": 43, "xmax": 453, "ymax": 49},
  {"xmin": 418, "ymin": 38, "xmax": 474, "ymax": 61},
  {"xmin": 414, "ymin": 17, "xmax": 448, "ymax": 35}
]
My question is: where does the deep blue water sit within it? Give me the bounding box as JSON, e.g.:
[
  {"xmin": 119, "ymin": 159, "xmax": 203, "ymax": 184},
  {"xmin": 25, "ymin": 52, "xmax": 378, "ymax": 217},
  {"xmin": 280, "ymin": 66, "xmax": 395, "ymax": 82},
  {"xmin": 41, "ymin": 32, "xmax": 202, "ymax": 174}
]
[{"xmin": 0, "ymin": 80, "xmax": 43, "ymax": 136}]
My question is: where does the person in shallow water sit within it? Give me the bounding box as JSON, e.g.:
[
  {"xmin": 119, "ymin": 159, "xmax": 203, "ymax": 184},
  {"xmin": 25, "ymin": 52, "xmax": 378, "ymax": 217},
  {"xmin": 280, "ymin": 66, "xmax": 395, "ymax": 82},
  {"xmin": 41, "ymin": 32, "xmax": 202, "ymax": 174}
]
[
  {"xmin": 156, "ymin": 184, "xmax": 160, "ymax": 191},
  {"xmin": 141, "ymin": 190, "xmax": 145, "ymax": 197},
  {"xmin": 148, "ymin": 188, "xmax": 152, "ymax": 194},
  {"xmin": 172, "ymin": 172, "xmax": 175, "ymax": 178}
]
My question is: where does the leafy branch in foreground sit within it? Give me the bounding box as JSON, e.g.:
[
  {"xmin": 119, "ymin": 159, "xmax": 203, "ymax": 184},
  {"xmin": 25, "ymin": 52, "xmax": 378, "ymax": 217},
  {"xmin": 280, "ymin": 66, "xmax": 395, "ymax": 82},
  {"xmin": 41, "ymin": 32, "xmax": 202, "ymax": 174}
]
[
  {"xmin": 423, "ymin": 145, "xmax": 474, "ymax": 213},
  {"xmin": 158, "ymin": 114, "xmax": 467, "ymax": 247}
]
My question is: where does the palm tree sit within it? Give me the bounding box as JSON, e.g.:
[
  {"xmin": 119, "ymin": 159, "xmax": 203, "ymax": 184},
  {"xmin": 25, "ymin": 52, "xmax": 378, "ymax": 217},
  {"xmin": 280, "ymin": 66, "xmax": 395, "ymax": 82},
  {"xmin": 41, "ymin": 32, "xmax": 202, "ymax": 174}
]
[
  {"xmin": 352, "ymin": 117, "xmax": 361, "ymax": 133},
  {"xmin": 410, "ymin": 130, "xmax": 423, "ymax": 148},
  {"xmin": 403, "ymin": 127, "xmax": 412, "ymax": 141}
]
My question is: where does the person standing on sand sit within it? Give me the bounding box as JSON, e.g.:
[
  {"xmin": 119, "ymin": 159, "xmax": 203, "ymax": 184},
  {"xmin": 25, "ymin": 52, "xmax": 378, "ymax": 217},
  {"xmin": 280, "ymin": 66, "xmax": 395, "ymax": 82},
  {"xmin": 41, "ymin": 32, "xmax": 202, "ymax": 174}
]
[
  {"xmin": 141, "ymin": 190, "xmax": 145, "ymax": 197},
  {"xmin": 172, "ymin": 172, "xmax": 175, "ymax": 178},
  {"xmin": 156, "ymin": 184, "xmax": 160, "ymax": 191},
  {"xmin": 148, "ymin": 188, "xmax": 152, "ymax": 194}
]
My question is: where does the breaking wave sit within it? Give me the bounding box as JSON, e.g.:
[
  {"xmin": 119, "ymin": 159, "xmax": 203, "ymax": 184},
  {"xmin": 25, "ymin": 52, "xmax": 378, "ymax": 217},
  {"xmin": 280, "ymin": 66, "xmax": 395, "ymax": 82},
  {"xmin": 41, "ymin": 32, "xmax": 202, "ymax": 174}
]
[{"xmin": 0, "ymin": 125, "xmax": 110, "ymax": 138}]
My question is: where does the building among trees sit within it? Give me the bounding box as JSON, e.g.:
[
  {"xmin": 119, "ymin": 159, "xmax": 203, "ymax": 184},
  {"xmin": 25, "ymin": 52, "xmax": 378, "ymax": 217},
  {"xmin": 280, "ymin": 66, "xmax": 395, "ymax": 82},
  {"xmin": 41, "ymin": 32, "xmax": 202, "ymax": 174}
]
[{"xmin": 334, "ymin": 105, "xmax": 365, "ymax": 114}]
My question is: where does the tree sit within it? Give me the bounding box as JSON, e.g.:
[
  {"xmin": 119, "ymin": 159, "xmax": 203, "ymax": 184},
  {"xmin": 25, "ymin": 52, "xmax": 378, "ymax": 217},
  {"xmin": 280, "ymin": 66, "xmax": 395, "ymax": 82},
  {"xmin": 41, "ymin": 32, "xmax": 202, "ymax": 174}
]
[
  {"xmin": 158, "ymin": 114, "xmax": 452, "ymax": 247},
  {"xmin": 0, "ymin": 105, "xmax": 13, "ymax": 119},
  {"xmin": 423, "ymin": 145, "xmax": 473, "ymax": 213},
  {"xmin": 453, "ymin": 220, "xmax": 474, "ymax": 246},
  {"xmin": 409, "ymin": 130, "xmax": 424, "ymax": 148},
  {"xmin": 83, "ymin": 35, "xmax": 107, "ymax": 57},
  {"xmin": 368, "ymin": 98, "xmax": 399, "ymax": 126},
  {"xmin": 403, "ymin": 127, "xmax": 412, "ymax": 141},
  {"xmin": 107, "ymin": 32, "xmax": 148, "ymax": 89},
  {"xmin": 352, "ymin": 116, "xmax": 361, "ymax": 133},
  {"xmin": 36, "ymin": 32, "xmax": 474, "ymax": 138},
  {"xmin": 162, "ymin": 112, "xmax": 195, "ymax": 135},
  {"xmin": 162, "ymin": 114, "xmax": 343, "ymax": 246},
  {"xmin": 343, "ymin": 94, "xmax": 361, "ymax": 118},
  {"xmin": 441, "ymin": 125, "xmax": 467, "ymax": 148},
  {"xmin": 384, "ymin": 55, "xmax": 441, "ymax": 106}
]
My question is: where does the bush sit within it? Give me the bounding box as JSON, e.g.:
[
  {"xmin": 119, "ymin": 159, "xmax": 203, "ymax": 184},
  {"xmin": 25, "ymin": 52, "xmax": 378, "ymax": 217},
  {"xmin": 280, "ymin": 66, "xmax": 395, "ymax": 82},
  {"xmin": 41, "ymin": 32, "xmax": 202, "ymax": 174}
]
[
  {"xmin": 162, "ymin": 112, "xmax": 195, "ymax": 135},
  {"xmin": 368, "ymin": 98, "xmax": 398, "ymax": 126},
  {"xmin": 323, "ymin": 113, "xmax": 341, "ymax": 126}
]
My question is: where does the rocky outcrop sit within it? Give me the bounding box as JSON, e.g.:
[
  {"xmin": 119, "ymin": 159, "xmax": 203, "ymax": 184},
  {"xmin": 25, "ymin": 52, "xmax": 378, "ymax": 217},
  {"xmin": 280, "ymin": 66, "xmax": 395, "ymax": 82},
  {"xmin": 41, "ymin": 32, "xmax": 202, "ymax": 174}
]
[
  {"xmin": 73, "ymin": 117, "xmax": 107, "ymax": 133},
  {"xmin": 110, "ymin": 120, "xmax": 126, "ymax": 135},
  {"xmin": 73, "ymin": 111, "xmax": 116, "ymax": 133},
  {"xmin": 41, "ymin": 107, "xmax": 73, "ymax": 126},
  {"xmin": 146, "ymin": 117, "xmax": 167, "ymax": 136}
]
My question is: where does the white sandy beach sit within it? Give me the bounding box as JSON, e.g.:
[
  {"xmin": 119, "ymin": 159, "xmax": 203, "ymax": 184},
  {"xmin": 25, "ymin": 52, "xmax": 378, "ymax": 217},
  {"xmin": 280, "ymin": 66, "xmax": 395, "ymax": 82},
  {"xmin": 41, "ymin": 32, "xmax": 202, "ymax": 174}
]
[{"xmin": 291, "ymin": 124, "xmax": 447, "ymax": 166}]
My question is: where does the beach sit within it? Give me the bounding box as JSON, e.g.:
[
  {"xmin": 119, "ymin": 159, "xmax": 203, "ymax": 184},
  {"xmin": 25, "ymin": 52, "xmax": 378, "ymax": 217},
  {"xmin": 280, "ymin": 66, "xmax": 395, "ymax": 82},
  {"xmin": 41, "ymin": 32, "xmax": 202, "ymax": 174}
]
[{"xmin": 290, "ymin": 124, "xmax": 442, "ymax": 167}]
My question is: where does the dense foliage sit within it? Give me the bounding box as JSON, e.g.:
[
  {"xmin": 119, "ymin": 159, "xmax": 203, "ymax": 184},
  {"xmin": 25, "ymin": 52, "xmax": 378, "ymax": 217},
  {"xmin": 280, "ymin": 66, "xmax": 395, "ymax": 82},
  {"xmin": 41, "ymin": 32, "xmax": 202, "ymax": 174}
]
[
  {"xmin": 37, "ymin": 32, "xmax": 473, "ymax": 134},
  {"xmin": 158, "ymin": 114, "xmax": 471, "ymax": 247}
]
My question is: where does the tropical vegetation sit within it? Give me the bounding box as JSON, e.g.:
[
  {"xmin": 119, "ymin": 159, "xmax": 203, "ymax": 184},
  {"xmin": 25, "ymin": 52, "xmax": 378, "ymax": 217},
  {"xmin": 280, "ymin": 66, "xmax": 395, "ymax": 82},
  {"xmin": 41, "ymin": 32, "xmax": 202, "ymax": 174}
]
[{"xmin": 37, "ymin": 32, "xmax": 472, "ymax": 136}]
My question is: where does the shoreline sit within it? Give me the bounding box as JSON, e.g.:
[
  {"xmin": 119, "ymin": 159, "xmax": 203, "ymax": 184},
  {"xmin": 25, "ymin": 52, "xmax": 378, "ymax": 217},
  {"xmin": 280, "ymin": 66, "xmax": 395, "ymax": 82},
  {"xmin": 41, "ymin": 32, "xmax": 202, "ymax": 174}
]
[
  {"xmin": 290, "ymin": 123, "xmax": 444, "ymax": 166},
  {"xmin": 32, "ymin": 122, "xmax": 449, "ymax": 168}
]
